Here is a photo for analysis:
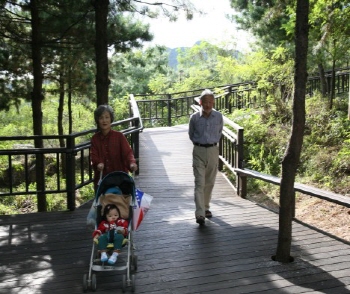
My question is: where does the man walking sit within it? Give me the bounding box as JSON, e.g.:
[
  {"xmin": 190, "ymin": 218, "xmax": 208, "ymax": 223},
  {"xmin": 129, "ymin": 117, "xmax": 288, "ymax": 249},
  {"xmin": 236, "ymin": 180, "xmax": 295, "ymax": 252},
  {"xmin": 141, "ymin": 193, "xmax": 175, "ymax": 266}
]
[{"xmin": 188, "ymin": 89, "xmax": 223, "ymax": 225}]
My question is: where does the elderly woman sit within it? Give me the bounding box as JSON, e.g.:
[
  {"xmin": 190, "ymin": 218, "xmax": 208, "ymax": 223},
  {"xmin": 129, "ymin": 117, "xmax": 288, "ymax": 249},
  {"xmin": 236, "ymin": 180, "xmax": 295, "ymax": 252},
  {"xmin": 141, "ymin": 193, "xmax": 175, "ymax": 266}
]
[{"xmin": 90, "ymin": 105, "xmax": 138, "ymax": 190}]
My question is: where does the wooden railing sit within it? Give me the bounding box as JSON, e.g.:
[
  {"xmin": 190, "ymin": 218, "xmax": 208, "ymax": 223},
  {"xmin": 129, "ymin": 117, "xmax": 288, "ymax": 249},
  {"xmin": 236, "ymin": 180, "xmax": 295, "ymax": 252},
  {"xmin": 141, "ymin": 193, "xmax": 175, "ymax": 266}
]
[
  {"xmin": 190, "ymin": 105, "xmax": 350, "ymax": 212},
  {"xmin": 1, "ymin": 69, "xmax": 349, "ymax": 213},
  {"xmin": 0, "ymin": 95, "xmax": 143, "ymax": 212},
  {"xmin": 134, "ymin": 69, "xmax": 350, "ymax": 127},
  {"xmin": 134, "ymin": 92, "xmax": 200, "ymax": 127},
  {"xmin": 307, "ymin": 67, "xmax": 350, "ymax": 96},
  {"xmin": 190, "ymin": 96, "xmax": 350, "ymax": 214},
  {"xmin": 234, "ymin": 168, "xmax": 350, "ymax": 209}
]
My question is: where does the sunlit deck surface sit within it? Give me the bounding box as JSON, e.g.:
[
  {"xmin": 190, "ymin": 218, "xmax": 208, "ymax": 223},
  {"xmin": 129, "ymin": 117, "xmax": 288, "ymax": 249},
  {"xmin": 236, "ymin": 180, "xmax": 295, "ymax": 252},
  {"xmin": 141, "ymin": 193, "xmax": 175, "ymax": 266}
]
[{"xmin": 1, "ymin": 124, "xmax": 350, "ymax": 294}]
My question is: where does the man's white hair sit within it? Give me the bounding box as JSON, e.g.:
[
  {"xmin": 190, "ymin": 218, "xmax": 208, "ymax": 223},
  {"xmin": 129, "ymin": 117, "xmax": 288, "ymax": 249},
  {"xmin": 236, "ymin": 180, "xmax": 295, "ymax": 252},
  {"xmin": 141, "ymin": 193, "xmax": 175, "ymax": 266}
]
[{"xmin": 199, "ymin": 89, "xmax": 214, "ymax": 100}]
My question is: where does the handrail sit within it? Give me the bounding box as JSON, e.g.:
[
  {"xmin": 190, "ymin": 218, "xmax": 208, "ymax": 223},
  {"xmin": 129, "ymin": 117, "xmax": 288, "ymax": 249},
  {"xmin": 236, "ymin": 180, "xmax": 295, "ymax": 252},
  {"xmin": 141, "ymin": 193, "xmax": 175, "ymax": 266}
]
[
  {"xmin": 129, "ymin": 94, "xmax": 144, "ymax": 131},
  {"xmin": 190, "ymin": 99, "xmax": 349, "ymax": 207},
  {"xmin": 234, "ymin": 168, "xmax": 350, "ymax": 208},
  {"xmin": 0, "ymin": 98, "xmax": 143, "ymax": 212},
  {"xmin": 1, "ymin": 69, "xmax": 349, "ymax": 213},
  {"xmin": 135, "ymin": 70, "xmax": 349, "ymax": 127}
]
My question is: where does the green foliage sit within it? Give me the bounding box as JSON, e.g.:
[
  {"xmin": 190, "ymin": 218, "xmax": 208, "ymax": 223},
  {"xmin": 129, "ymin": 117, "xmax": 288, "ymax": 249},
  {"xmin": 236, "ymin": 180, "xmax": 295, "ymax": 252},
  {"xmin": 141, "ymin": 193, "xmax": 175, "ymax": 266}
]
[
  {"xmin": 0, "ymin": 95, "xmax": 96, "ymax": 141},
  {"xmin": 77, "ymin": 181, "xmax": 95, "ymax": 204},
  {"xmin": 0, "ymin": 195, "xmax": 34, "ymax": 214},
  {"xmin": 309, "ymin": 0, "xmax": 350, "ymax": 64},
  {"xmin": 110, "ymin": 46, "xmax": 170, "ymax": 96},
  {"xmin": 0, "ymin": 89, "xmax": 131, "ymax": 214},
  {"xmin": 1, "ymin": 0, "xmax": 349, "ymax": 214},
  {"xmin": 300, "ymin": 94, "xmax": 350, "ymax": 192},
  {"xmin": 215, "ymin": 56, "xmax": 240, "ymax": 84},
  {"xmin": 228, "ymin": 108, "xmax": 288, "ymax": 177},
  {"xmin": 229, "ymin": 92, "xmax": 349, "ymax": 197},
  {"xmin": 148, "ymin": 72, "xmax": 175, "ymax": 94},
  {"xmin": 165, "ymin": 41, "xmax": 240, "ymax": 92},
  {"xmin": 230, "ymin": 0, "xmax": 350, "ymax": 73},
  {"xmin": 110, "ymin": 96, "xmax": 130, "ymax": 121},
  {"xmin": 229, "ymin": 0, "xmax": 292, "ymax": 50}
]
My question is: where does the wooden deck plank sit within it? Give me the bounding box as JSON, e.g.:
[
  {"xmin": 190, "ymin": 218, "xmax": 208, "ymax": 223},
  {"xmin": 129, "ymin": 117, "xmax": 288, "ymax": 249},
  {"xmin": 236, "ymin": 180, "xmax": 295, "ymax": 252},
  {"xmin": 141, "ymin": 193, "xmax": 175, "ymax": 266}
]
[{"xmin": 0, "ymin": 124, "xmax": 349, "ymax": 293}]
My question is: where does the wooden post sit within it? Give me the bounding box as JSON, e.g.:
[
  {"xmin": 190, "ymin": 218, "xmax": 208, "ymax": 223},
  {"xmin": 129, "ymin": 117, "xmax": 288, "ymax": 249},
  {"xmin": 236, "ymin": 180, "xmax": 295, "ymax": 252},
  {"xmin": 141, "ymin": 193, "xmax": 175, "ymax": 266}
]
[
  {"xmin": 132, "ymin": 121, "xmax": 140, "ymax": 176},
  {"xmin": 167, "ymin": 94, "xmax": 172, "ymax": 127},
  {"xmin": 36, "ymin": 152, "xmax": 46, "ymax": 212},
  {"xmin": 66, "ymin": 135, "xmax": 76, "ymax": 211},
  {"xmin": 218, "ymin": 136, "xmax": 223, "ymax": 171},
  {"xmin": 237, "ymin": 127, "xmax": 246, "ymax": 198}
]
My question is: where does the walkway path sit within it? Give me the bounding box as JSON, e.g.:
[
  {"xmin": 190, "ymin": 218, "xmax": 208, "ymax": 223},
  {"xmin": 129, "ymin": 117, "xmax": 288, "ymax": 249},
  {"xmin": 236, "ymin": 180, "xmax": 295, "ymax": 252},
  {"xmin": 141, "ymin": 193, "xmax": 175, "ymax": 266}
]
[{"xmin": 0, "ymin": 125, "xmax": 349, "ymax": 293}]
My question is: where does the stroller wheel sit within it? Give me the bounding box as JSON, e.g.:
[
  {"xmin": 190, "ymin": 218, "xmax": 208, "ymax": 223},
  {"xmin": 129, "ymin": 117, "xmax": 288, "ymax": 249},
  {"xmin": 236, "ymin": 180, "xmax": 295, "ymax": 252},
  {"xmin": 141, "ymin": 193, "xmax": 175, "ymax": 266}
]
[
  {"xmin": 122, "ymin": 275, "xmax": 126, "ymax": 293},
  {"xmin": 131, "ymin": 274, "xmax": 136, "ymax": 292},
  {"xmin": 131, "ymin": 255, "xmax": 138, "ymax": 271},
  {"xmin": 91, "ymin": 273, "xmax": 97, "ymax": 292},
  {"xmin": 82, "ymin": 273, "xmax": 88, "ymax": 292}
]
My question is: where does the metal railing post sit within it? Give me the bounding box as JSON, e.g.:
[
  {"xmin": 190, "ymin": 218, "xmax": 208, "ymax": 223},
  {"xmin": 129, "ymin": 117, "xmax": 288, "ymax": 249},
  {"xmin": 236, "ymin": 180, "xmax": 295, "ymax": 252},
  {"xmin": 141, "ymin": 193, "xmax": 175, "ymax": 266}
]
[
  {"xmin": 167, "ymin": 94, "xmax": 172, "ymax": 127},
  {"xmin": 236, "ymin": 128, "xmax": 246, "ymax": 198},
  {"xmin": 34, "ymin": 136, "xmax": 46, "ymax": 212},
  {"xmin": 132, "ymin": 119, "xmax": 140, "ymax": 176},
  {"xmin": 225, "ymin": 86, "xmax": 231, "ymax": 113},
  {"xmin": 36, "ymin": 152, "xmax": 46, "ymax": 212},
  {"xmin": 66, "ymin": 135, "xmax": 76, "ymax": 211},
  {"xmin": 218, "ymin": 136, "xmax": 223, "ymax": 171}
]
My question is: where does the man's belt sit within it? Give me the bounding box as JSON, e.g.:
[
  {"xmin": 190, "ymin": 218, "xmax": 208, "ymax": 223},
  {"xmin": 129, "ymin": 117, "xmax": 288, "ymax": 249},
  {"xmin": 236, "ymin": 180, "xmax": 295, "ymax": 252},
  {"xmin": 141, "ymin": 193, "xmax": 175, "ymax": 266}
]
[{"xmin": 193, "ymin": 143, "xmax": 217, "ymax": 148}]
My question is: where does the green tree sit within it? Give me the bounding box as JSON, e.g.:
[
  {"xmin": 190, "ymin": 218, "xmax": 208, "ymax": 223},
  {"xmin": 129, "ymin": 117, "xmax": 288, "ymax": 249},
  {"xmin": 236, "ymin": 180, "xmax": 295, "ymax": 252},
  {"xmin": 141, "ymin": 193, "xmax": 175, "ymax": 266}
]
[
  {"xmin": 310, "ymin": 0, "xmax": 350, "ymax": 108},
  {"xmin": 0, "ymin": 0, "xmax": 95, "ymax": 210},
  {"xmin": 171, "ymin": 41, "xmax": 238, "ymax": 91},
  {"xmin": 229, "ymin": 0, "xmax": 293, "ymax": 50},
  {"xmin": 92, "ymin": 0, "xmax": 195, "ymax": 105},
  {"xmin": 283, "ymin": 0, "xmax": 350, "ymax": 103},
  {"xmin": 110, "ymin": 45, "xmax": 170, "ymax": 96},
  {"xmin": 0, "ymin": 1, "xmax": 34, "ymax": 111}
]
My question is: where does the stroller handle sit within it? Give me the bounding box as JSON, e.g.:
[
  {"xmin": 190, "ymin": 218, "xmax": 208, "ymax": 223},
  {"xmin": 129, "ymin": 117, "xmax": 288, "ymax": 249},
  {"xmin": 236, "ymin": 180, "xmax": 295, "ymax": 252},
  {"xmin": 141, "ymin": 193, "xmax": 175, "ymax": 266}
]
[{"xmin": 97, "ymin": 170, "xmax": 103, "ymax": 186}]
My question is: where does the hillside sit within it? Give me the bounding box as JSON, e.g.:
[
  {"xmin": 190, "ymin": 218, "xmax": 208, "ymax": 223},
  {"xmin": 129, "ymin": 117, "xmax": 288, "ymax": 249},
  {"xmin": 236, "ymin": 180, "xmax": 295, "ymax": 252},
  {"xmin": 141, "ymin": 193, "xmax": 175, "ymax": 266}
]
[{"xmin": 166, "ymin": 41, "xmax": 242, "ymax": 68}]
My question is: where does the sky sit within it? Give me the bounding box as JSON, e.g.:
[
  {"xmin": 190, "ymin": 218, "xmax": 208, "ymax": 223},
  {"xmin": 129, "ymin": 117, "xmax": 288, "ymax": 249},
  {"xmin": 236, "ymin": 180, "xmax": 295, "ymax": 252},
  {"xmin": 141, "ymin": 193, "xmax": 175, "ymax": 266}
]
[{"xmin": 142, "ymin": 0, "xmax": 254, "ymax": 52}]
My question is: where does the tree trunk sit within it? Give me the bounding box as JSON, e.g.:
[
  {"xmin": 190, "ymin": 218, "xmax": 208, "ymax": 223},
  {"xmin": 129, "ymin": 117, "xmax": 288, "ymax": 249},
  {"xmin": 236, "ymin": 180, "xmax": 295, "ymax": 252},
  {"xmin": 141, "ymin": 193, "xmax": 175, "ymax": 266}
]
[
  {"xmin": 30, "ymin": 0, "xmax": 46, "ymax": 212},
  {"xmin": 68, "ymin": 67, "xmax": 73, "ymax": 135},
  {"xmin": 274, "ymin": 0, "xmax": 309, "ymax": 263},
  {"xmin": 330, "ymin": 50, "xmax": 336, "ymax": 110},
  {"xmin": 93, "ymin": 0, "xmax": 110, "ymax": 106},
  {"xmin": 58, "ymin": 70, "xmax": 65, "ymax": 143},
  {"xmin": 317, "ymin": 63, "xmax": 327, "ymax": 96},
  {"xmin": 348, "ymin": 78, "xmax": 350, "ymax": 120},
  {"xmin": 58, "ymin": 69, "xmax": 67, "ymax": 178}
]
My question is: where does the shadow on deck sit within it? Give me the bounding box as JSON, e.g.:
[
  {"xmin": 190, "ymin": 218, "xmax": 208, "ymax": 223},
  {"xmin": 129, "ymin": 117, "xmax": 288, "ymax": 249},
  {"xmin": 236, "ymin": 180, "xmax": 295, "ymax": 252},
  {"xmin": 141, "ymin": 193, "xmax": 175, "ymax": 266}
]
[{"xmin": 0, "ymin": 125, "xmax": 349, "ymax": 293}]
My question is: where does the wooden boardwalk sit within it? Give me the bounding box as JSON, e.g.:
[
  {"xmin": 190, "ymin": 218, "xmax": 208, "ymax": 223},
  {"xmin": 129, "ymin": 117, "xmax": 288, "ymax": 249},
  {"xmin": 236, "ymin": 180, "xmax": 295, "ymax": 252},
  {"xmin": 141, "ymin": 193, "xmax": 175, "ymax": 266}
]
[{"xmin": 1, "ymin": 124, "xmax": 350, "ymax": 293}]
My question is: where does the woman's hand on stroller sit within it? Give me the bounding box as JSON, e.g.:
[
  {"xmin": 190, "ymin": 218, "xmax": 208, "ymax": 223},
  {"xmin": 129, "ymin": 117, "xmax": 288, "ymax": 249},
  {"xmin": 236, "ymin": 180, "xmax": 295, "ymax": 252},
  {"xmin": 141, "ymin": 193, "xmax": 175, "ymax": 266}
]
[
  {"xmin": 130, "ymin": 163, "xmax": 138, "ymax": 172},
  {"xmin": 97, "ymin": 163, "xmax": 104, "ymax": 171}
]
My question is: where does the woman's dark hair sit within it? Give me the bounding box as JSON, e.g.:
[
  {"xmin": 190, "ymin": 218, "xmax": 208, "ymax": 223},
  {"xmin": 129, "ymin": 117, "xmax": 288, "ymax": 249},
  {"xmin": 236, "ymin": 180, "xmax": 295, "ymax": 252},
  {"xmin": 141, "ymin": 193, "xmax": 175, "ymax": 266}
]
[
  {"xmin": 94, "ymin": 105, "xmax": 115, "ymax": 127},
  {"xmin": 102, "ymin": 204, "xmax": 120, "ymax": 221}
]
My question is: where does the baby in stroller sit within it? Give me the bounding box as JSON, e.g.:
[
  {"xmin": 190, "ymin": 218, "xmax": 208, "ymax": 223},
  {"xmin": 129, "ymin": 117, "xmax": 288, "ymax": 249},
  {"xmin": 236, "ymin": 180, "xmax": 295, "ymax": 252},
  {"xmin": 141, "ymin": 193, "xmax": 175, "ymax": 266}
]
[
  {"xmin": 92, "ymin": 203, "xmax": 129, "ymax": 265},
  {"xmin": 84, "ymin": 171, "xmax": 138, "ymax": 292}
]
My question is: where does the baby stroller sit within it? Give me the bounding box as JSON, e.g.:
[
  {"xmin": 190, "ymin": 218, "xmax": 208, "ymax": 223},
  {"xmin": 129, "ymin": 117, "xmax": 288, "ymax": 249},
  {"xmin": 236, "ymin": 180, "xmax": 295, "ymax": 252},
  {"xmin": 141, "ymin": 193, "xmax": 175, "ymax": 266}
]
[{"xmin": 83, "ymin": 171, "xmax": 138, "ymax": 292}]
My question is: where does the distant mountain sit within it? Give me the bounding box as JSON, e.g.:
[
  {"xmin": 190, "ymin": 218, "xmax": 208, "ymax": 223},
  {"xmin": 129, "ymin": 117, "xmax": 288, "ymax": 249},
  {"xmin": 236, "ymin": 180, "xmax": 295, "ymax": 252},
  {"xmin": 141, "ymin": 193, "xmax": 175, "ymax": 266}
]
[
  {"xmin": 167, "ymin": 47, "xmax": 185, "ymax": 68},
  {"xmin": 166, "ymin": 41, "xmax": 241, "ymax": 69}
]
